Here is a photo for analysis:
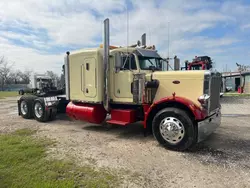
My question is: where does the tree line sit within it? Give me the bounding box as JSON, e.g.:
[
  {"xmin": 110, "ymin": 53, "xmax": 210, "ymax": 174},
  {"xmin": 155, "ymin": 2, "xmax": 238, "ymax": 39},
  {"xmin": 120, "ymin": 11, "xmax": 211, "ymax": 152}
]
[{"xmin": 0, "ymin": 56, "xmax": 61, "ymax": 90}]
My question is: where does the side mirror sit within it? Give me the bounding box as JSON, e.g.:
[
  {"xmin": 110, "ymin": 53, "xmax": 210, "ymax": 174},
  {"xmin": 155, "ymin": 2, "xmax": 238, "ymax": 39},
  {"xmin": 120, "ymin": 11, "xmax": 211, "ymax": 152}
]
[{"xmin": 115, "ymin": 53, "xmax": 122, "ymax": 71}]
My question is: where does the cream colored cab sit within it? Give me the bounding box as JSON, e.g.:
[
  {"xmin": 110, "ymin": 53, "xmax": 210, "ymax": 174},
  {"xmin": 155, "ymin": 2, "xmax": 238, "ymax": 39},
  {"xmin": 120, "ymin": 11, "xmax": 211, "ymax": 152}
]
[
  {"xmin": 68, "ymin": 47, "xmax": 205, "ymax": 108},
  {"xmin": 109, "ymin": 49, "xmax": 139, "ymax": 103},
  {"xmin": 109, "ymin": 48, "xmax": 205, "ymax": 107},
  {"xmin": 68, "ymin": 48, "xmax": 104, "ymax": 103}
]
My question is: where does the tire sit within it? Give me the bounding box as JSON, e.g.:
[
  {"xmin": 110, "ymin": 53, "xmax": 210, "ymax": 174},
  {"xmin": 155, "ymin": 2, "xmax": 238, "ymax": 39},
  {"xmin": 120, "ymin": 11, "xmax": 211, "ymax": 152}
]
[
  {"xmin": 19, "ymin": 90, "xmax": 24, "ymax": 95},
  {"xmin": 152, "ymin": 107, "xmax": 197, "ymax": 151},
  {"xmin": 19, "ymin": 96, "xmax": 37, "ymax": 119},
  {"xmin": 19, "ymin": 97, "xmax": 32, "ymax": 119},
  {"xmin": 33, "ymin": 98, "xmax": 50, "ymax": 122}
]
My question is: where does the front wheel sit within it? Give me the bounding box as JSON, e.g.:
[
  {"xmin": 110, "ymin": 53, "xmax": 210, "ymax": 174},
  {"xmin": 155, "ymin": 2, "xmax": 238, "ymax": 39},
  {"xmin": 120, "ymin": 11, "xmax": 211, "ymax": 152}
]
[{"xmin": 152, "ymin": 107, "xmax": 197, "ymax": 151}]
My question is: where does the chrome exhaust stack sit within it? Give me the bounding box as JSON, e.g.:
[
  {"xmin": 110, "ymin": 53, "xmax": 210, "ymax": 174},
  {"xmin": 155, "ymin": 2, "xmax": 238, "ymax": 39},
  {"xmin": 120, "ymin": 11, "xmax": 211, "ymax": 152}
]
[
  {"xmin": 103, "ymin": 18, "xmax": 110, "ymax": 112},
  {"xmin": 174, "ymin": 56, "xmax": 180, "ymax": 71},
  {"xmin": 64, "ymin": 51, "xmax": 70, "ymax": 100},
  {"xmin": 141, "ymin": 33, "xmax": 146, "ymax": 46}
]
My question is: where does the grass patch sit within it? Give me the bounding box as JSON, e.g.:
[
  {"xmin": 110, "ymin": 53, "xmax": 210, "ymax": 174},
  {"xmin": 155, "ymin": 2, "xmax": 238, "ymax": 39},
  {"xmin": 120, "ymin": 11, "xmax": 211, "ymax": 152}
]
[
  {"xmin": 0, "ymin": 129, "xmax": 119, "ymax": 188},
  {"xmin": 223, "ymin": 92, "xmax": 250, "ymax": 97},
  {"xmin": 0, "ymin": 91, "xmax": 18, "ymax": 99}
]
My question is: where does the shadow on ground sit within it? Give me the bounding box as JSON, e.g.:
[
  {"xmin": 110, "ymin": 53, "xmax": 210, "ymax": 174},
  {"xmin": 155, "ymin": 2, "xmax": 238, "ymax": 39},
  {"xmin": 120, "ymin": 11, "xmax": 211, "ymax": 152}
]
[
  {"xmin": 83, "ymin": 122, "xmax": 155, "ymax": 141},
  {"xmin": 54, "ymin": 114, "xmax": 154, "ymax": 141}
]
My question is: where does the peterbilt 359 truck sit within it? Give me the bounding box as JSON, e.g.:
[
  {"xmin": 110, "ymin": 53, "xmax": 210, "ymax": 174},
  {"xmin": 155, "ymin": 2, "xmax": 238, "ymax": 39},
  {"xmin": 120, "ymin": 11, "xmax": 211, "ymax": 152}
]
[{"xmin": 17, "ymin": 18, "xmax": 222, "ymax": 151}]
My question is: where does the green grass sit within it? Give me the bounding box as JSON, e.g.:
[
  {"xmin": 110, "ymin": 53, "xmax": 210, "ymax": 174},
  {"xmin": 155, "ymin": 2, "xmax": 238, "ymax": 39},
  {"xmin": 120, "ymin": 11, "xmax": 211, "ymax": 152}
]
[
  {"xmin": 0, "ymin": 91, "xmax": 18, "ymax": 99},
  {"xmin": 0, "ymin": 128, "xmax": 119, "ymax": 188},
  {"xmin": 223, "ymin": 92, "xmax": 250, "ymax": 97}
]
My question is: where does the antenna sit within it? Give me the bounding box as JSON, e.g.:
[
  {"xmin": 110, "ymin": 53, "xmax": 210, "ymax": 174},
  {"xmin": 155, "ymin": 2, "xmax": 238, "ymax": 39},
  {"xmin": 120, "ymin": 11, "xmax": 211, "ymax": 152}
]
[
  {"xmin": 168, "ymin": 21, "xmax": 170, "ymax": 58},
  {"xmin": 126, "ymin": 3, "xmax": 129, "ymax": 53}
]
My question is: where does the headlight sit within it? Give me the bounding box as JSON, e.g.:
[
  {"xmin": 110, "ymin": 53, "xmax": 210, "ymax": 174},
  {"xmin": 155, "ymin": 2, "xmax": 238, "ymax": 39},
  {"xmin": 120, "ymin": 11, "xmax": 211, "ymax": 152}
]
[{"xmin": 198, "ymin": 94, "xmax": 210, "ymax": 106}]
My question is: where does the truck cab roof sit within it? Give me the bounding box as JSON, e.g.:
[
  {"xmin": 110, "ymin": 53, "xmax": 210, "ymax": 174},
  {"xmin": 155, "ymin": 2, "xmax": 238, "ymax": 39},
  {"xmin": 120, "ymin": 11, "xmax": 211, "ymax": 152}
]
[{"xmin": 69, "ymin": 46, "xmax": 162, "ymax": 59}]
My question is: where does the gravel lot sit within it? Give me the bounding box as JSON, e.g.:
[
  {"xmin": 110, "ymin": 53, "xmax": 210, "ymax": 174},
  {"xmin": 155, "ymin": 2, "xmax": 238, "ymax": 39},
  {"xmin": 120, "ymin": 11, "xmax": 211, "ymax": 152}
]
[{"xmin": 0, "ymin": 96, "xmax": 250, "ymax": 188}]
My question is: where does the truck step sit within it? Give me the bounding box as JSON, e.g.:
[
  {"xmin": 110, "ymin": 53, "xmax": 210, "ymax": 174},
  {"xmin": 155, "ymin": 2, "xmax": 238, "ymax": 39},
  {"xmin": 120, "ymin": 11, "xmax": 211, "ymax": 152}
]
[
  {"xmin": 106, "ymin": 120, "xmax": 130, "ymax": 126},
  {"xmin": 106, "ymin": 109, "xmax": 137, "ymax": 126}
]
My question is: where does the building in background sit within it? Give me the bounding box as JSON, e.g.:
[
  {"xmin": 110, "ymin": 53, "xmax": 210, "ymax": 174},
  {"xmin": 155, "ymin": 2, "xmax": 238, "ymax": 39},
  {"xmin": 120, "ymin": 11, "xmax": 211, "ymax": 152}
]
[
  {"xmin": 222, "ymin": 71, "xmax": 250, "ymax": 94},
  {"xmin": 242, "ymin": 72, "xmax": 250, "ymax": 93}
]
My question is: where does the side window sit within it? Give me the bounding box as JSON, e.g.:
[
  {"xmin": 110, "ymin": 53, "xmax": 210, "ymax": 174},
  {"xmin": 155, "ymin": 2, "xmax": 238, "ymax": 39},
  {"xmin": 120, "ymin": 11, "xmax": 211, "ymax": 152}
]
[
  {"xmin": 121, "ymin": 54, "xmax": 137, "ymax": 70},
  {"xmin": 86, "ymin": 63, "xmax": 89, "ymax": 71}
]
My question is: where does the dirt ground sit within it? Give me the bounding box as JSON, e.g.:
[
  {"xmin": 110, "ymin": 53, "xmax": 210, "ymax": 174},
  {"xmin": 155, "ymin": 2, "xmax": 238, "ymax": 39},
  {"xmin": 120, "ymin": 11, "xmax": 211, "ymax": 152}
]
[{"xmin": 0, "ymin": 96, "xmax": 250, "ymax": 188}]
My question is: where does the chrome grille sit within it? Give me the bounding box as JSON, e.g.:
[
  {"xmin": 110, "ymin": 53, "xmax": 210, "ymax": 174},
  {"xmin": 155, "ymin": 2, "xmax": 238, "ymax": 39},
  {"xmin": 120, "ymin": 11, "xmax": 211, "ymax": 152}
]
[{"xmin": 208, "ymin": 72, "xmax": 222, "ymax": 113}]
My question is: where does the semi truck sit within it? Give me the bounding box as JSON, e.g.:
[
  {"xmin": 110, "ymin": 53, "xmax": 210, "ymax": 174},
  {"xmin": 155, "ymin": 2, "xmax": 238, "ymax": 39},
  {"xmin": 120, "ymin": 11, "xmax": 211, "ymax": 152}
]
[
  {"xmin": 17, "ymin": 18, "xmax": 222, "ymax": 151},
  {"xmin": 181, "ymin": 56, "xmax": 213, "ymax": 70},
  {"xmin": 18, "ymin": 73, "xmax": 63, "ymax": 96}
]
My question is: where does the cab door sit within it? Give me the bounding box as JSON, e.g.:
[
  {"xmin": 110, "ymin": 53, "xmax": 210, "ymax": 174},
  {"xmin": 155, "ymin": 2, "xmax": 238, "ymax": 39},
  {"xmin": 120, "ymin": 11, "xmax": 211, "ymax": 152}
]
[
  {"xmin": 113, "ymin": 54, "xmax": 137, "ymax": 103},
  {"xmin": 82, "ymin": 57, "xmax": 97, "ymax": 98}
]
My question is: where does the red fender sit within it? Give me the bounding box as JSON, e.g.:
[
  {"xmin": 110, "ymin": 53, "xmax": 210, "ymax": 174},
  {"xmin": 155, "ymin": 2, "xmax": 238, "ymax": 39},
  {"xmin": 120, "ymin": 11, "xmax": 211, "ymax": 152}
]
[{"xmin": 143, "ymin": 96, "xmax": 207, "ymax": 128}]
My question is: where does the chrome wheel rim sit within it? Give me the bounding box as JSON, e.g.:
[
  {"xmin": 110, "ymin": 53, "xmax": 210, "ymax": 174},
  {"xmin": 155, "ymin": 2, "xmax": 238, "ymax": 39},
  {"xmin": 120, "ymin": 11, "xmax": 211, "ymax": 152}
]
[
  {"xmin": 159, "ymin": 117, "xmax": 185, "ymax": 144},
  {"xmin": 20, "ymin": 101, "xmax": 28, "ymax": 115},
  {"xmin": 34, "ymin": 102, "xmax": 43, "ymax": 118}
]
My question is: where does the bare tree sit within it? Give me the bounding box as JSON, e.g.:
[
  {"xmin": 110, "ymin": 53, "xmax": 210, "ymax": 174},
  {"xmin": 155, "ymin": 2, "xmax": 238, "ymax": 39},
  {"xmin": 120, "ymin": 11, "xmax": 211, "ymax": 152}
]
[
  {"xmin": 0, "ymin": 56, "xmax": 14, "ymax": 90},
  {"xmin": 46, "ymin": 71, "xmax": 59, "ymax": 80},
  {"xmin": 6, "ymin": 72, "xmax": 18, "ymax": 84},
  {"xmin": 46, "ymin": 70, "xmax": 60, "ymax": 87},
  {"xmin": 0, "ymin": 56, "xmax": 6, "ymax": 65},
  {"xmin": 20, "ymin": 70, "xmax": 32, "ymax": 84}
]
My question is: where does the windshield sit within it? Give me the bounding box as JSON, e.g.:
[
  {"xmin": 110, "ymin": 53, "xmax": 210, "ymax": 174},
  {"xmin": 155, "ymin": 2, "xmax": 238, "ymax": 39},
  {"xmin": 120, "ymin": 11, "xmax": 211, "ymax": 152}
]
[
  {"xmin": 37, "ymin": 78, "xmax": 51, "ymax": 82},
  {"xmin": 138, "ymin": 56, "xmax": 162, "ymax": 70},
  {"xmin": 190, "ymin": 65, "xmax": 203, "ymax": 70}
]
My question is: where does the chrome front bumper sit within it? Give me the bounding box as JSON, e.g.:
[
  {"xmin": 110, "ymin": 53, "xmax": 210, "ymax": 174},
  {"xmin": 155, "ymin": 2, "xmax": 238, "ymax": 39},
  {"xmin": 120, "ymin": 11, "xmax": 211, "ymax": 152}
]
[{"xmin": 197, "ymin": 109, "xmax": 221, "ymax": 143}]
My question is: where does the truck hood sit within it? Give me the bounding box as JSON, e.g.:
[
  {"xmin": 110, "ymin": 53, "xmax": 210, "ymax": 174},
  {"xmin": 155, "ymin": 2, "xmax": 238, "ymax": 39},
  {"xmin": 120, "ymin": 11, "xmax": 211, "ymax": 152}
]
[{"xmin": 150, "ymin": 70, "xmax": 205, "ymax": 106}]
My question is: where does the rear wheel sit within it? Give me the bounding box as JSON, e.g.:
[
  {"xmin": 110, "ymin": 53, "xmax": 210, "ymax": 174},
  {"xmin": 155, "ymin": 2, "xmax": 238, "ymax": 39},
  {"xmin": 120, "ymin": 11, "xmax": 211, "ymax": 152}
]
[
  {"xmin": 152, "ymin": 107, "xmax": 197, "ymax": 151},
  {"xmin": 19, "ymin": 96, "xmax": 37, "ymax": 119},
  {"xmin": 19, "ymin": 99, "xmax": 31, "ymax": 119},
  {"xmin": 33, "ymin": 99, "xmax": 50, "ymax": 122}
]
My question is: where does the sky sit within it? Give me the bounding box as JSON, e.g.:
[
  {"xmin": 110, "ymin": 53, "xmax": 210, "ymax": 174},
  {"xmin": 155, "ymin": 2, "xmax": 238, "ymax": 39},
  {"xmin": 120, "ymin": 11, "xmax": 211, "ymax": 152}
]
[{"xmin": 0, "ymin": 0, "xmax": 250, "ymax": 75}]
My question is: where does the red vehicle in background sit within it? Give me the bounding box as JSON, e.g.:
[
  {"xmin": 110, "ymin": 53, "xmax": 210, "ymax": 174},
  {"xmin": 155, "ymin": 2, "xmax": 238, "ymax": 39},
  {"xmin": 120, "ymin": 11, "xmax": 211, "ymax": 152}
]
[{"xmin": 181, "ymin": 56, "xmax": 213, "ymax": 70}]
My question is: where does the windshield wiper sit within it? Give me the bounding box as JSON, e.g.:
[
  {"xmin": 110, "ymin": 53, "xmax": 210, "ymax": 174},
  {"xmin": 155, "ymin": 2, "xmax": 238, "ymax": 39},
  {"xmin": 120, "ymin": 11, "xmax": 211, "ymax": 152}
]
[{"xmin": 148, "ymin": 59, "xmax": 154, "ymax": 66}]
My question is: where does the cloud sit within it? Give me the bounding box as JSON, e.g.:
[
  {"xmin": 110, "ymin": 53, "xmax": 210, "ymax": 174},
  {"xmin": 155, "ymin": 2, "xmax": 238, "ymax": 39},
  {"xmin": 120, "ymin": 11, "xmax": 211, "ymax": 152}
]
[
  {"xmin": 0, "ymin": 36, "xmax": 63, "ymax": 74},
  {"xmin": 241, "ymin": 24, "xmax": 250, "ymax": 30},
  {"xmin": 0, "ymin": 0, "xmax": 249, "ymax": 74}
]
